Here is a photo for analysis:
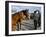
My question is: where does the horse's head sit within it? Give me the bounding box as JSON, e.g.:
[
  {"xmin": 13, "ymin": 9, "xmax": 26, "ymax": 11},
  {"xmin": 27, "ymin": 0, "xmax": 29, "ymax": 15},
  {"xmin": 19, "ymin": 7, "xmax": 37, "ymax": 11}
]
[
  {"xmin": 17, "ymin": 9, "xmax": 29, "ymax": 20},
  {"xmin": 22, "ymin": 9, "xmax": 29, "ymax": 20},
  {"xmin": 18, "ymin": 12, "xmax": 26, "ymax": 20}
]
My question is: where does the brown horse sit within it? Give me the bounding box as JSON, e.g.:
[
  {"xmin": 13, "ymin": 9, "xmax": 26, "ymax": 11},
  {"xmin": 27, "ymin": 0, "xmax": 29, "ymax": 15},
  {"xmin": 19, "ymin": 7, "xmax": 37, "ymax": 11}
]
[{"xmin": 12, "ymin": 9, "xmax": 29, "ymax": 31}]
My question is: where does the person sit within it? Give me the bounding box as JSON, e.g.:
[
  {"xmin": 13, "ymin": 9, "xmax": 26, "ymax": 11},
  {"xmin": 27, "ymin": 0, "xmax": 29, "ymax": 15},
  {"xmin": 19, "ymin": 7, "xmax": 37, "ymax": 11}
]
[
  {"xmin": 38, "ymin": 11, "xmax": 41, "ymax": 27},
  {"xmin": 34, "ymin": 10, "xmax": 38, "ymax": 29}
]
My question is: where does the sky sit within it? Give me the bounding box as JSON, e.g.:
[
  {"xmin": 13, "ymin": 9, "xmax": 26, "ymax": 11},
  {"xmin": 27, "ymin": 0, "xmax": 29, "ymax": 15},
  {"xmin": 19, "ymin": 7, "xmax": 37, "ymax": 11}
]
[{"xmin": 11, "ymin": 5, "xmax": 41, "ymax": 13}]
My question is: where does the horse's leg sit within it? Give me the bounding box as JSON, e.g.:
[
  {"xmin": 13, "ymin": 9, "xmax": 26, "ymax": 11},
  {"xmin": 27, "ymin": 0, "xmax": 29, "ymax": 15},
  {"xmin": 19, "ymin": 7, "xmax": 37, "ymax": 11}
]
[
  {"xmin": 20, "ymin": 23, "xmax": 21, "ymax": 30},
  {"xmin": 19, "ymin": 19, "xmax": 22, "ymax": 30},
  {"xmin": 12, "ymin": 20, "xmax": 16, "ymax": 31},
  {"xmin": 18, "ymin": 23, "xmax": 21, "ymax": 30},
  {"xmin": 12, "ymin": 14, "xmax": 18, "ymax": 31},
  {"xmin": 12, "ymin": 24, "xmax": 16, "ymax": 31},
  {"xmin": 17, "ymin": 22, "xmax": 21, "ymax": 31},
  {"xmin": 17, "ymin": 23, "xmax": 20, "ymax": 31}
]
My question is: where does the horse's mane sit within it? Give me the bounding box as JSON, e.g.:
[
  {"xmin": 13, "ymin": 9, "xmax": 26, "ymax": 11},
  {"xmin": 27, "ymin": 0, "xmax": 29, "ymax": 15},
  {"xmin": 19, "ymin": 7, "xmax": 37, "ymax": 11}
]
[
  {"xmin": 12, "ymin": 9, "xmax": 29, "ymax": 16},
  {"xmin": 12, "ymin": 12, "xmax": 19, "ymax": 16}
]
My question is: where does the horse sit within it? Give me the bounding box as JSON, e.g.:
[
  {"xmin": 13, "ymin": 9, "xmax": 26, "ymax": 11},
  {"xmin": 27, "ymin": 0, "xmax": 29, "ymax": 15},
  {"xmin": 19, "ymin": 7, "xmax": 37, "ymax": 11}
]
[{"xmin": 12, "ymin": 9, "xmax": 29, "ymax": 31}]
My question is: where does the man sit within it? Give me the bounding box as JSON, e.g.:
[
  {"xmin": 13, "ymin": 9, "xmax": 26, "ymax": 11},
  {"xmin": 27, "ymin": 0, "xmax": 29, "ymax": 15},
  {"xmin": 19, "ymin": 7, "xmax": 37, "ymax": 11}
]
[
  {"xmin": 38, "ymin": 11, "xmax": 41, "ymax": 27},
  {"xmin": 34, "ymin": 10, "xmax": 38, "ymax": 30}
]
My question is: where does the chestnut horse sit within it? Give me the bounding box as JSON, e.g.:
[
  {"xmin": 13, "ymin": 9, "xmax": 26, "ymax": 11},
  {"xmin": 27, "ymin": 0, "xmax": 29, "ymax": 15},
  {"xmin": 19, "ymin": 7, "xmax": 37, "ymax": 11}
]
[{"xmin": 12, "ymin": 9, "xmax": 29, "ymax": 31}]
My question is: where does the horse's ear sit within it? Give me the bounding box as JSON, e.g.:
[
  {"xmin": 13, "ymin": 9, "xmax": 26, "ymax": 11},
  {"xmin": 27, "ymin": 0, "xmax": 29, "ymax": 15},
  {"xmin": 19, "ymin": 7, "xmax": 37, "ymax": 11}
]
[
  {"xmin": 21, "ymin": 12, "xmax": 23, "ymax": 15},
  {"xmin": 25, "ymin": 9, "xmax": 29, "ymax": 12}
]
